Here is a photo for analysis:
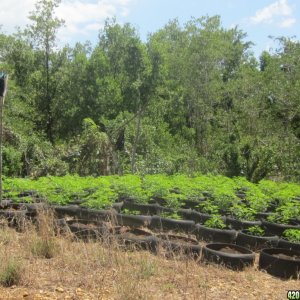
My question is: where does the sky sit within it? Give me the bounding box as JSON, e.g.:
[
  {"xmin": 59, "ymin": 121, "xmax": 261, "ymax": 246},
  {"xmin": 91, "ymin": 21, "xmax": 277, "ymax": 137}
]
[{"xmin": 0, "ymin": 0, "xmax": 299, "ymax": 57}]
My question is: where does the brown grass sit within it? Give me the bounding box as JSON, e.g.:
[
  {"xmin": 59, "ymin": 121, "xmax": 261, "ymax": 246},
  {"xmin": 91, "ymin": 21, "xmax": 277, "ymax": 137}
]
[{"xmin": 0, "ymin": 211, "xmax": 298, "ymax": 300}]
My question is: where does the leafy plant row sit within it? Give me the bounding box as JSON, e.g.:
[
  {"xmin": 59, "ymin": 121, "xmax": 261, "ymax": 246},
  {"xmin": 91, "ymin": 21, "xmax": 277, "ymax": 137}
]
[{"xmin": 3, "ymin": 174, "xmax": 300, "ymax": 220}]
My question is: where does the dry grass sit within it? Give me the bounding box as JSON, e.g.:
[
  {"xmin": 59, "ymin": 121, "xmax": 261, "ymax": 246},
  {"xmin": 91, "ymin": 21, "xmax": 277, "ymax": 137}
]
[{"xmin": 0, "ymin": 211, "xmax": 298, "ymax": 300}]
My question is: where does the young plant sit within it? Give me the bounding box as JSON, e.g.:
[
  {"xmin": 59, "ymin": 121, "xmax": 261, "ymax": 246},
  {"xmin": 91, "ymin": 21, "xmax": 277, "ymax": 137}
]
[
  {"xmin": 197, "ymin": 200, "xmax": 219, "ymax": 215},
  {"xmin": 247, "ymin": 225, "xmax": 265, "ymax": 236},
  {"xmin": 204, "ymin": 215, "xmax": 226, "ymax": 229},
  {"xmin": 122, "ymin": 209, "xmax": 142, "ymax": 216},
  {"xmin": 282, "ymin": 229, "xmax": 300, "ymax": 243},
  {"xmin": 160, "ymin": 211, "xmax": 182, "ymax": 220},
  {"xmin": 267, "ymin": 200, "xmax": 300, "ymax": 224},
  {"xmin": 229, "ymin": 204, "xmax": 256, "ymax": 221}
]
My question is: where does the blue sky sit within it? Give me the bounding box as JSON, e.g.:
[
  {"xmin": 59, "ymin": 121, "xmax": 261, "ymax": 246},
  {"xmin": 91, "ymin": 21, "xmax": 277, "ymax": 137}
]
[{"xmin": 0, "ymin": 0, "xmax": 299, "ymax": 57}]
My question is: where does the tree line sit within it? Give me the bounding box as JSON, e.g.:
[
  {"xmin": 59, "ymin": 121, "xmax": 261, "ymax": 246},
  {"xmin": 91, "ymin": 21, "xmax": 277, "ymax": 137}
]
[{"xmin": 0, "ymin": 0, "xmax": 299, "ymax": 182}]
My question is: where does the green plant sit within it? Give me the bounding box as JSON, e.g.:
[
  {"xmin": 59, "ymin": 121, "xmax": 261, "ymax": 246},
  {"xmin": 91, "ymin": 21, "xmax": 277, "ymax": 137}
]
[
  {"xmin": 267, "ymin": 200, "xmax": 300, "ymax": 224},
  {"xmin": 113, "ymin": 175, "xmax": 150, "ymax": 203},
  {"xmin": 229, "ymin": 204, "xmax": 256, "ymax": 221},
  {"xmin": 282, "ymin": 229, "xmax": 300, "ymax": 243},
  {"xmin": 160, "ymin": 211, "xmax": 182, "ymax": 220},
  {"xmin": 197, "ymin": 200, "xmax": 219, "ymax": 215},
  {"xmin": 204, "ymin": 215, "xmax": 226, "ymax": 229},
  {"xmin": 122, "ymin": 209, "xmax": 142, "ymax": 215},
  {"xmin": 0, "ymin": 258, "xmax": 22, "ymax": 287},
  {"xmin": 247, "ymin": 225, "xmax": 265, "ymax": 236}
]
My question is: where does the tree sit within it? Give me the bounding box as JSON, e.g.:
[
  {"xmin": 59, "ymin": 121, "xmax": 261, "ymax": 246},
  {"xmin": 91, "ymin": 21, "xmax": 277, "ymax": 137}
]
[{"xmin": 24, "ymin": 0, "xmax": 64, "ymax": 143}]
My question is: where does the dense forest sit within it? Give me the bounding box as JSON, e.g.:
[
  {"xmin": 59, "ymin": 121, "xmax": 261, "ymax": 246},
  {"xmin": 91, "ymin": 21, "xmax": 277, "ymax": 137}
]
[{"xmin": 0, "ymin": 0, "xmax": 299, "ymax": 182}]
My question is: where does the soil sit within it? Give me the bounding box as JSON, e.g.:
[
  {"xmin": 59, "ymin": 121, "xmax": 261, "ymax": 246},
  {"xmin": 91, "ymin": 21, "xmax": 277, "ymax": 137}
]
[
  {"xmin": 157, "ymin": 234, "xmax": 199, "ymax": 246},
  {"xmin": 218, "ymin": 247, "xmax": 243, "ymax": 255},
  {"xmin": 122, "ymin": 228, "xmax": 153, "ymax": 237},
  {"xmin": 273, "ymin": 253, "xmax": 300, "ymax": 261}
]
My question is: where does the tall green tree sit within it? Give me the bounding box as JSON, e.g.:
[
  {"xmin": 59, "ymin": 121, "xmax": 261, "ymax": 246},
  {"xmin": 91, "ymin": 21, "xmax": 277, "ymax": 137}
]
[{"xmin": 24, "ymin": 0, "xmax": 64, "ymax": 143}]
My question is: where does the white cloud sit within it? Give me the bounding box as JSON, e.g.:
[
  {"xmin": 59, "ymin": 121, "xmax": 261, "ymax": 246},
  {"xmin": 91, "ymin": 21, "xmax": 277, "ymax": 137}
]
[
  {"xmin": 0, "ymin": 0, "xmax": 36, "ymax": 33},
  {"xmin": 279, "ymin": 17, "xmax": 296, "ymax": 28},
  {"xmin": 250, "ymin": 0, "xmax": 292, "ymax": 24},
  {"xmin": 249, "ymin": 0, "xmax": 296, "ymax": 28},
  {"xmin": 0, "ymin": 0, "xmax": 134, "ymax": 43}
]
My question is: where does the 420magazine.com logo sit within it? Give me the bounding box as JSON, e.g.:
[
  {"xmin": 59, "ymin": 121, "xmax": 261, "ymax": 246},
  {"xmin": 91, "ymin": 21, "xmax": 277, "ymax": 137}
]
[{"xmin": 288, "ymin": 290, "xmax": 300, "ymax": 300}]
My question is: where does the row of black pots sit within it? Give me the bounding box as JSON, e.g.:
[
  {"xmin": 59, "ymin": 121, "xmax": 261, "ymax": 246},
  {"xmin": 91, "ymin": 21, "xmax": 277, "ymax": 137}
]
[
  {"xmin": 65, "ymin": 219, "xmax": 300, "ymax": 278},
  {"xmin": 120, "ymin": 200, "xmax": 300, "ymax": 232},
  {"xmin": 65, "ymin": 220, "xmax": 254, "ymax": 271},
  {"xmin": 59, "ymin": 206, "xmax": 298, "ymax": 253},
  {"xmin": 0, "ymin": 201, "xmax": 298, "ymax": 279},
  {"xmin": 0, "ymin": 202, "xmax": 299, "ymax": 253}
]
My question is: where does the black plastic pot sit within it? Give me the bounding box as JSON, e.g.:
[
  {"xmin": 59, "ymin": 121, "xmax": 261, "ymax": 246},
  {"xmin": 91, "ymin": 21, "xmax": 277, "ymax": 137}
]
[
  {"xmin": 236, "ymin": 193, "xmax": 246, "ymax": 199},
  {"xmin": 150, "ymin": 216, "xmax": 195, "ymax": 233},
  {"xmin": 122, "ymin": 200, "xmax": 162, "ymax": 215},
  {"xmin": 68, "ymin": 199, "xmax": 85, "ymax": 206},
  {"xmin": 16, "ymin": 203, "xmax": 48, "ymax": 218},
  {"xmin": 67, "ymin": 220, "xmax": 108, "ymax": 241},
  {"xmin": 54, "ymin": 205, "xmax": 82, "ymax": 218},
  {"xmin": 195, "ymin": 224, "xmax": 237, "ymax": 243},
  {"xmin": 116, "ymin": 213, "xmax": 152, "ymax": 227},
  {"xmin": 259, "ymin": 248, "xmax": 300, "ymax": 279},
  {"xmin": 262, "ymin": 220, "xmax": 300, "ymax": 236},
  {"xmin": 111, "ymin": 202, "xmax": 124, "ymax": 213},
  {"xmin": 186, "ymin": 211, "xmax": 213, "ymax": 224},
  {"xmin": 118, "ymin": 228, "xmax": 158, "ymax": 252},
  {"xmin": 156, "ymin": 233, "xmax": 201, "ymax": 257},
  {"xmin": 0, "ymin": 200, "xmax": 13, "ymax": 209},
  {"xmin": 236, "ymin": 230, "xmax": 279, "ymax": 251},
  {"xmin": 18, "ymin": 190, "xmax": 38, "ymax": 197},
  {"xmin": 80, "ymin": 208, "xmax": 115, "ymax": 222},
  {"xmin": 180, "ymin": 199, "xmax": 204, "ymax": 209},
  {"xmin": 202, "ymin": 243, "xmax": 255, "ymax": 270},
  {"xmin": 226, "ymin": 217, "xmax": 261, "ymax": 230},
  {"xmin": 0, "ymin": 209, "xmax": 27, "ymax": 230},
  {"xmin": 255, "ymin": 212, "xmax": 273, "ymax": 220},
  {"xmin": 278, "ymin": 238, "xmax": 300, "ymax": 252},
  {"xmin": 150, "ymin": 196, "xmax": 168, "ymax": 206}
]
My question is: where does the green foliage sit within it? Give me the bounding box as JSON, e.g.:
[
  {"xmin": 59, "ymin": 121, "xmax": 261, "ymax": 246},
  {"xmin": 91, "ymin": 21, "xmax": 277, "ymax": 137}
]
[
  {"xmin": 160, "ymin": 211, "xmax": 182, "ymax": 220},
  {"xmin": 204, "ymin": 215, "xmax": 226, "ymax": 229},
  {"xmin": 112, "ymin": 174, "xmax": 150, "ymax": 203},
  {"xmin": 267, "ymin": 200, "xmax": 300, "ymax": 224},
  {"xmin": 122, "ymin": 209, "xmax": 142, "ymax": 215},
  {"xmin": 229, "ymin": 204, "xmax": 256, "ymax": 221},
  {"xmin": 282, "ymin": 229, "xmax": 300, "ymax": 243},
  {"xmin": 1, "ymin": 9, "xmax": 300, "ymax": 179},
  {"xmin": 197, "ymin": 200, "xmax": 219, "ymax": 215},
  {"xmin": 247, "ymin": 225, "xmax": 265, "ymax": 236}
]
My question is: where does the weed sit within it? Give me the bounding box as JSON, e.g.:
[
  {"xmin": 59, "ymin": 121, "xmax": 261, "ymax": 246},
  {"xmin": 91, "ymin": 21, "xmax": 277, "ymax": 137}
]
[
  {"xmin": 30, "ymin": 237, "xmax": 57, "ymax": 258},
  {"xmin": 0, "ymin": 258, "xmax": 22, "ymax": 287}
]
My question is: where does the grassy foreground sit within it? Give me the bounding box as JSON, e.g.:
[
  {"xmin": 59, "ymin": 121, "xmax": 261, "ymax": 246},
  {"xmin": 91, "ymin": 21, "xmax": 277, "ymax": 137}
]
[{"xmin": 0, "ymin": 212, "xmax": 298, "ymax": 300}]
